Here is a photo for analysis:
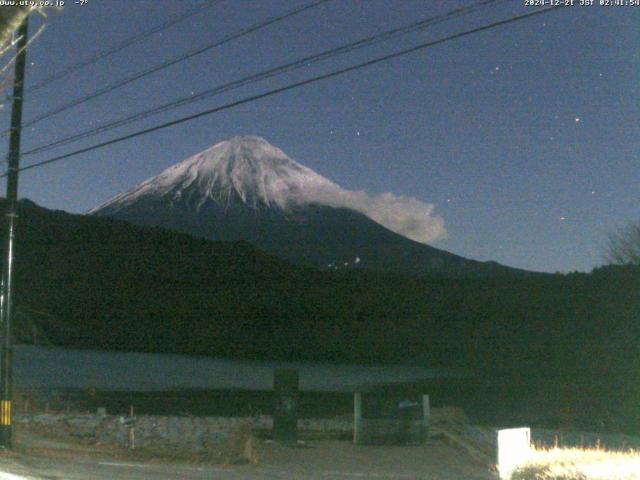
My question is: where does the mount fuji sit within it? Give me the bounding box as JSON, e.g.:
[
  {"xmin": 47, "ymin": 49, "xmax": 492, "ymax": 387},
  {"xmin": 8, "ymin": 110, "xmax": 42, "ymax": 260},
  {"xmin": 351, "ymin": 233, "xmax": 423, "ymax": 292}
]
[{"xmin": 90, "ymin": 136, "xmax": 521, "ymax": 277}]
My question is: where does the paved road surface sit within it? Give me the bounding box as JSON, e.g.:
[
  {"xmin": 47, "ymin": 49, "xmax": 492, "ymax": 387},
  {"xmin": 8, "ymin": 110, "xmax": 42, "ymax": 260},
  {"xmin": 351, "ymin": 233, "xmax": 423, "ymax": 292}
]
[{"xmin": 0, "ymin": 440, "xmax": 496, "ymax": 480}]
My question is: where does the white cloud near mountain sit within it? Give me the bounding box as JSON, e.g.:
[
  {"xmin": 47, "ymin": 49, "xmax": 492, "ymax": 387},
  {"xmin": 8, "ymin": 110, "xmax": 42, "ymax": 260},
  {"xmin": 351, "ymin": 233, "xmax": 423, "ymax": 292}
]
[{"xmin": 291, "ymin": 185, "xmax": 447, "ymax": 244}]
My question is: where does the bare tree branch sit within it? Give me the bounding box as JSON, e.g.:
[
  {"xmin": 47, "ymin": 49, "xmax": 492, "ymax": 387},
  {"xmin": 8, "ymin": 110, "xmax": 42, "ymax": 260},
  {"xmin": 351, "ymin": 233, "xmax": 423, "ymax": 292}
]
[{"xmin": 605, "ymin": 222, "xmax": 640, "ymax": 266}]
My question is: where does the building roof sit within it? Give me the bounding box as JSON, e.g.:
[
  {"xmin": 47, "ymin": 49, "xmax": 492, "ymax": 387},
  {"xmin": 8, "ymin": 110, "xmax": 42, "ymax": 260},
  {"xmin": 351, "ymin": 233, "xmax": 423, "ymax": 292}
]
[{"xmin": 13, "ymin": 345, "xmax": 465, "ymax": 393}]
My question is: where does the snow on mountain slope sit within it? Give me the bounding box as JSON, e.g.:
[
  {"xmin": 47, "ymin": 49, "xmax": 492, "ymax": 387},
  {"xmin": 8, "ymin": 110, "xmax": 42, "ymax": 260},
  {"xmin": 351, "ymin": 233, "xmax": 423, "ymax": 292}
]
[
  {"xmin": 92, "ymin": 136, "xmax": 335, "ymax": 212},
  {"xmin": 91, "ymin": 136, "xmax": 446, "ymax": 244}
]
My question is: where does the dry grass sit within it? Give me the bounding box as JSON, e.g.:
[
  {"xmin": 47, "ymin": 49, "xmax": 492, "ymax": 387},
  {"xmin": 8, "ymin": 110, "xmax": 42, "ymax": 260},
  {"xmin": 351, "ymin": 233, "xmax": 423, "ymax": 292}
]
[{"xmin": 510, "ymin": 446, "xmax": 640, "ymax": 480}]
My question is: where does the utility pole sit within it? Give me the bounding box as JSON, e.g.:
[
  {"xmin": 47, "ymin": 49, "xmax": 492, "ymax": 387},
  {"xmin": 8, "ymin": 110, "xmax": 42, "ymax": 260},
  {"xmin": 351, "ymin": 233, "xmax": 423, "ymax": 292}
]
[{"xmin": 0, "ymin": 16, "xmax": 29, "ymax": 449}]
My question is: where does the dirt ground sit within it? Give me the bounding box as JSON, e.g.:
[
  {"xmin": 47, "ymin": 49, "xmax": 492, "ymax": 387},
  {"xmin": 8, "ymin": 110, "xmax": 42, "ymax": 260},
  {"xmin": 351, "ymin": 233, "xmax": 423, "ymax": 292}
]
[{"xmin": 255, "ymin": 439, "xmax": 497, "ymax": 480}]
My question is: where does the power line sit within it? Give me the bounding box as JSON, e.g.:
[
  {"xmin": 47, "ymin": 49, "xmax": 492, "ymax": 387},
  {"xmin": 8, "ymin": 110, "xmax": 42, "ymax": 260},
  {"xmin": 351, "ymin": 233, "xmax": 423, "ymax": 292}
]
[
  {"xmin": 19, "ymin": 0, "xmax": 332, "ymax": 130},
  {"xmin": 15, "ymin": 1, "xmax": 223, "ymax": 96},
  {"xmin": 23, "ymin": 0, "xmax": 507, "ymax": 157},
  {"xmin": 7, "ymin": 5, "xmax": 565, "ymax": 178}
]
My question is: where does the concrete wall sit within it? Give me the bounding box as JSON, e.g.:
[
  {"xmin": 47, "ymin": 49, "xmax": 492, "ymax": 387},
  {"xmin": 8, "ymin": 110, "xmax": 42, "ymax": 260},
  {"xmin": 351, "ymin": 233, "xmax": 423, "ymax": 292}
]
[
  {"xmin": 353, "ymin": 393, "xmax": 429, "ymax": 445},
  {"xmin": 15, "ymin": 413, "xmax": 258, "ymax": 461},
  {"xmin": 14, "ymin": 413, "xmax": 354, "ymax": 454},
  {"xmin": 354, "ymin": 418, "xmax": 426, "ymax": 445}
]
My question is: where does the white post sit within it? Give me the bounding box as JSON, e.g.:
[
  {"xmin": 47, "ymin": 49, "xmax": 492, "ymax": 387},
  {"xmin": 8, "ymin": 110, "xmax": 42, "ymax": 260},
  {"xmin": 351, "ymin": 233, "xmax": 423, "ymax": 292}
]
[{"xmin": 497, "ymin": 427, "xmax": 531, "ymax": 479}]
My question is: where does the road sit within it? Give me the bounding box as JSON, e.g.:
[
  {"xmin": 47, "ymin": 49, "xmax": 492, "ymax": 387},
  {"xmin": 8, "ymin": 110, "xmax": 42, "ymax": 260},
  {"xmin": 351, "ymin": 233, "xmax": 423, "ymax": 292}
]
[{"xmin": 0, "ymin": 440, "xmax": 496, "ymax": 480}]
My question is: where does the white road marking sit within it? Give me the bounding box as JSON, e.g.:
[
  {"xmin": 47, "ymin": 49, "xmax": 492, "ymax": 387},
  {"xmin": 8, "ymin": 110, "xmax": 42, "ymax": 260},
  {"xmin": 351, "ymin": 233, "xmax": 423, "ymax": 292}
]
[
  {"xmin": 252, "ymin": 466, "xmax": 416, "ymax": 479},
  {"xmin": 0, "ymin": 470, "xmax": 30, "ymax": 480},
  {"xmin": 97, "ymin": 462, "xmax": 149, "ymax": 468}
]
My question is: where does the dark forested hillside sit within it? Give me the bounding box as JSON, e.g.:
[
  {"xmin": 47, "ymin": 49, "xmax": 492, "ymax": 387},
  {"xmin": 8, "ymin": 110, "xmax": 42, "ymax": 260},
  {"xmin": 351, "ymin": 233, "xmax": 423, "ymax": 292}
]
[{"xmin": 6, "ymin": 199, "xmax": 640, "ymax": 431}]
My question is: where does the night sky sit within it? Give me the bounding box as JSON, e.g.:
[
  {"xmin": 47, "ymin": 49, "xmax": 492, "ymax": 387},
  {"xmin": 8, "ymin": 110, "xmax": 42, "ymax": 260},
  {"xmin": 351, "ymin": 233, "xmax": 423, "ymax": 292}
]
[{"xmin": 1, "ymin": 0, "xmax": 638, "ymax": 273}]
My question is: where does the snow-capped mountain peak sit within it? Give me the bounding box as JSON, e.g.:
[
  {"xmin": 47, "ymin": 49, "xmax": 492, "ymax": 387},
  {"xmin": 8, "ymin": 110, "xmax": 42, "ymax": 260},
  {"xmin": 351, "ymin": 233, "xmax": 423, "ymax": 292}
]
[
  {"xmin": 91, "ymin": 136, "xmax": 447, "ymax": 245},
  {"xmin": 91, "ymin": 136, "xmax": 337, "ymax": 213}
]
